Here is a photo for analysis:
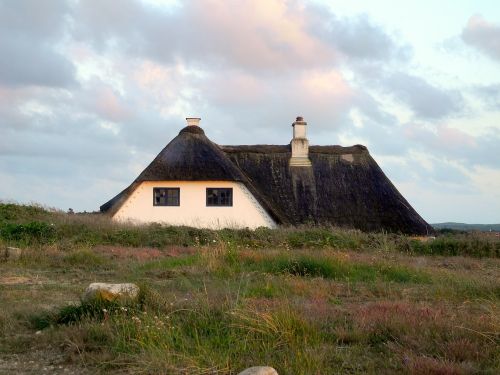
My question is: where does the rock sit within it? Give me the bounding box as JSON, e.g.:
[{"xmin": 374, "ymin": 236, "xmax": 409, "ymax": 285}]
[
  {"xmin": 83, "ymin": 283, "xmax": 139, "ymax": 303},
  {"xmin": 2, "ymin": 247, "xmax": 22, "ymax": 261},
  {"xmin": 237, "ymin": 366, "xmax": 278, "ymax": 375}
]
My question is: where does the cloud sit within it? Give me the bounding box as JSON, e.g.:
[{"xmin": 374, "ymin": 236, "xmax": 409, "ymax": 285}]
[
  {"xmin": 80, "ymin": 81, "xmax": 132, "ymax": 123},
  {"xmin": 462, "ymin": 15, "xmax": 500, "ymax": 62},
  {"xmin": 0, "ymin": 0, "xmax": 497, "ymax": 224},
  {"xmin": 68, "ymin": 0, "xmax": 419, "ymax": 142},
  {"xmin": 0, "ymin": 37, "xmax": 76, "ymax": 88},
  {"xmin": 381, "ymin": 72, "xmax": 463, "ymax": 119},
  {"xmin": 73, "ymin": 0, "xmax": 410, "ymax": 73},
  {"xmin": 474, "ymin": 83, "xmax": 500, "ymax": 110},
  {"xmin": 0, "ymin": 0, "xmax": 76, "ymax": 87},
  {"xmin": 0, "ymin": 0, "xmax": 69, "ymax": 38},
  {"xmin": 403, "ymin": 122, "xmax": 500, "ymax": 170},
  {"xmin": 322, "ymin": 13, "xmax": 411, "ymax": 62},
  {"xmin": 74, "ymin": 0, "xmax": 335, "ymax": 72},
  {"xmin": 341, "ymin": 108, "xmax": 500, "ymax": 195},
  {"xmin": 344, "ymin": 62, "xmax": 463, "ymax": 121}
]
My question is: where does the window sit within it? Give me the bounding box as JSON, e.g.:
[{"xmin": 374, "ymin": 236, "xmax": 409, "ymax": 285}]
[
  {"xmin": 206, "ymin": 188, "xmax": 233, "ymax": 206},
  {"xmin": 153, "ymin": 188, "xmax": 180, "ymax": 206}
]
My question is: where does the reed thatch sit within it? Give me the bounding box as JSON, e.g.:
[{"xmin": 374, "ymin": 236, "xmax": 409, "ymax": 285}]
[
  {"xmin": 100, "ymin": 126, "xmax": 282, "ymax": 223},
  {"xmin": 101, "ymin": 125, "xmax": 432, "ymax": 234},
  {"xmin": 222, "ymin": 145, "xmax": 432, "ymax": 234}
]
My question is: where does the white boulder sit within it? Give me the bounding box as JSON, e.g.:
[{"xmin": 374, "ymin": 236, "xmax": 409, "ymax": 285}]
[
  {"xmin": 237, "ymin": 367, "xmax": 278, "ymax": 375},
  {"xmin": 83, "ymin": 283, "xmax": 139, "ymax": 303}
]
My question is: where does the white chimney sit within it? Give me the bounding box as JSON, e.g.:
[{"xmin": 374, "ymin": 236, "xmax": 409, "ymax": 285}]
[
  {"xmin": 290, "ymin": 116, "xmax": 312, "ymax": 167},
  {"xmin": 186, "ymin": 117, "xmax": 201, "ymax": 127}
]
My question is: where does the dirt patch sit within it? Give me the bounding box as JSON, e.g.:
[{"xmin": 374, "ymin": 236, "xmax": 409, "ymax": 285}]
[
  {"xmin": 0, "ymin": 276, "xmax": 34, "ymax": 285},
  {"xmin": 93, "ymin": 245, "xmax": 162, "ymax": 261},
  {"xmin": 0, "ymin": 349, "xmax": 93, "ymax": 375},
  {"xmin": 162, "ymin": 246, "xmax": 198, "ymax": 257},
  {"xmin": 93, "ymin": 245, "xmax": 197, "ymax": 261},
  {"xmin": 0, "ymin": 275, "xmax": 52, "ymax": 286}
]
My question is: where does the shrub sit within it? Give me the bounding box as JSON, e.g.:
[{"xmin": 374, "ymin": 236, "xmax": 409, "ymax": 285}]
[
  {"xmin": 0, "ymin": 221, "xmax": 56, "ymax": 245},
  {"xmin": 0, "ymin": 202, "xmax": 53, "ymax": 222},
  {"xmin": 32, "ymin": 298, "xmax": 136, "ymax": 329}
]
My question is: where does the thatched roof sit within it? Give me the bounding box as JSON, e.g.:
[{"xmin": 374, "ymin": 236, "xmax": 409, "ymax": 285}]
[
  {"xmin": 222, "ymin": 145, "xmax": 432, "ymax": 234},
  {"xmin": 100, "ymin": 126, "xmax": 283, "ymax": 223},
  {"xmin": 101, "ymin": 125, "xmax": 432, "ymax": 234},
  {"xmin": 135, "ymin": 126, "xmax": 245, "ymax": 182}
]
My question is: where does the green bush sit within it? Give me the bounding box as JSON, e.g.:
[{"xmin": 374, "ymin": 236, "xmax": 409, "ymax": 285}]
[
  {"xmin": 32, "ymin": 298, "xmax": 136, "ymax": 329},
  {"xmin": 0, "ymin": 221, "xmax": 56, "ymax": 245},
  {"xmin": 0, "ymin": 203, "xmax": 52, "ymax": 222}
]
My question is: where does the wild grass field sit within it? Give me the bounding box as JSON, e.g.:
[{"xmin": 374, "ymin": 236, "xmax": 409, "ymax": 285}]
[{"xmin": 0, "ymin": 203, "xmax": 499, "ymax": 374}]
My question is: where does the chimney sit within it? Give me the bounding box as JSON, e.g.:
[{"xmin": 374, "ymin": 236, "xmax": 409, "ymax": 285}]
[
  {"xmin": 290, "ymin": 116, "xmax": 312, "ymax": 167},
  {"xmin": 186, "ymin": 117, "xmax": 201, "ymax": 127}
]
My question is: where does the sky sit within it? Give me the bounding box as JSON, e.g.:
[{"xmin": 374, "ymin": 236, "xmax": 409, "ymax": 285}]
[{"xmin": 0, "ymin": 0, "xmax": 499, "ymax": 223}]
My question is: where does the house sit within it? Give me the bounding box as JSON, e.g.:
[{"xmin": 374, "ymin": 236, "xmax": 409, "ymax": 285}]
[{"xmin": 101, "ymin": 117, "xmax": 432, "ymax": 234}]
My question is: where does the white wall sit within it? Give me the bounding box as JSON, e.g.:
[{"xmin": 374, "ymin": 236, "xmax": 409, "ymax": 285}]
[{"xmin": 113, "ymin": 181, "xmax": 276, "ymax": 229}]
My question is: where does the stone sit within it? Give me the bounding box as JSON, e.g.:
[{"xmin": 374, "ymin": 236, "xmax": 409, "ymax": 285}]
[
  {"xmin": 237, "ymin": 366, "xmax": 279, "ymax": 375},
  {"xmin": 2, "ymin": 247, "xmax": 22, "ymax": 261},
  {"xmin": 83, "ymin": 283, "xmax": 139, "ymax": 303}
]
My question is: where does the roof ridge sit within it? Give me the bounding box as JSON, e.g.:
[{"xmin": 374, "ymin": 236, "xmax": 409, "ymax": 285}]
[{"xmin": 101, "ymin": 127, "xmax": 284, "ymax": 222}]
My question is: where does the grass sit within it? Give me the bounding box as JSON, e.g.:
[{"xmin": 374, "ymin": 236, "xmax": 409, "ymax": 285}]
[
  {"xmin": 136, "ymin": 255, "xmax": 200, "ymax": 272},
  {"xmin": 0, "ymin": 203, "xmax": 499, "ymax": 374},
  {"xmin": 1, "ymin": 203, "xmax": 499, "ymax": 258},
  {"xmin": 241, "ymin": 254, "xmax": 432, "ymax": 283}
]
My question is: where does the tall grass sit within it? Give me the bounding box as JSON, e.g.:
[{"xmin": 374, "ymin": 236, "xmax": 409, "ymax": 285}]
[
  {"xmin": 1, "ymin": 203, "xmax": 498, "ymax": 257},
  {"xmin": 242, "ymin": 254, "xmax": 432, "ymax": 283},
  {"xmin": 34, "ymin": 284, "xmax": 499, "ymax": 374},
  {"xmin": 35, "ymin": 287, "xmax": 328, "ymax": 374},
  {"xmin": 2, "ymin": 202, "xmax": 497, "ymax": 374},
  {"xmin": 409, "ymin": 235, "xmax": 499, "ymax": 257},
  {"xmin": 0, "ymin": 202, "xmax": 56, "ymax": 222}
]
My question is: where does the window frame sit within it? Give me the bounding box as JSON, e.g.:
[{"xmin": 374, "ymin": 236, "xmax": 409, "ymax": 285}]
[
  {"xmin": 153, "ymin": 187, "xmax": 180, "ymax": 207},
  {"xmin": 206, "ymin": 188, "xmax": 233, "ymax": 207}
]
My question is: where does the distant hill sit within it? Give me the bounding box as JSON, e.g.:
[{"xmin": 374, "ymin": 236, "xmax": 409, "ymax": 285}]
[{"xmin": 433, "ymin": 222, "xmax": 500, "ymax": 232}]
